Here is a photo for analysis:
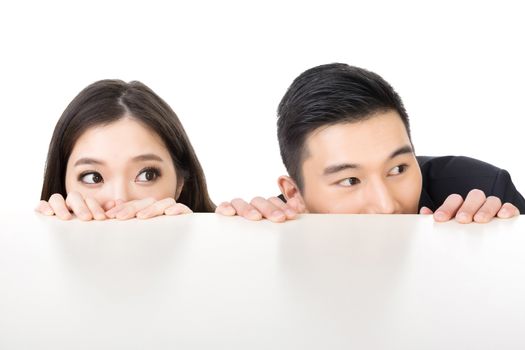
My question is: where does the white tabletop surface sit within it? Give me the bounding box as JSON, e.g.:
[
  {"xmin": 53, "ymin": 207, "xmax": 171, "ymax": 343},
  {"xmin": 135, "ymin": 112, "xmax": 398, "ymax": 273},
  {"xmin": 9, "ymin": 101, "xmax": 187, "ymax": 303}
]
[{"xmin": 1, "ymin": 212, "xmax": 524, "ymax": 349}]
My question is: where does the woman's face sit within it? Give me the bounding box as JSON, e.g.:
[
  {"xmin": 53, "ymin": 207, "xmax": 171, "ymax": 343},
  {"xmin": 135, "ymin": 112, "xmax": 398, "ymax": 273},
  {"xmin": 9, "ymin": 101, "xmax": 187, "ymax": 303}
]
[{"xmin": 65, "ymin": 117, "xmax": 179, "ymax": 206}]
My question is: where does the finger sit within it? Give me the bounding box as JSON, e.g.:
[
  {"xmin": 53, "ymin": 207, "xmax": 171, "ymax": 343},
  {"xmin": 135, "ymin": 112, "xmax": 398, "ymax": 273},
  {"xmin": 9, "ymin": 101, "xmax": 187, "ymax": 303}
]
[
  {"xmin": 268, "ymin": 197, "xmax": 298, "ymax": 220},
  {"xmin": 103, "ymin": 200, "xmax": 116, "ymax": 211},
  {"xmin": 113, "ymin": 198, "xmax": 156, "ymax": 220},
  {"xmin": 433, "ymin": 194, "xmax": 464, "ymax": 222},
  {"xmin": 85, "ymin": 197, "xmax": 107, "ymax": 221},
  {"xmin": 419, "ymin": 206, "xmax": 433, "ymax": 215},
  {"xmin": 136, "ymin": 198, "xmax": 177, "ymax": 219},
  {"xmin": 65, "ymin": 192, "xmax": 93, "ymax": 221},
  {"xmin": 48, "ymin": 193, "xmax": 72, "ymax": 220},
  {"xmin": 104, "ymin": 199, "xmax": 127, "ymax": 214},
  {"xmin": 164, "ymin": 203, "xmax": 193, "ymax": 215},
  {"xmin": 250, "ymin": 197, "xmax": 286, "ymax": 222},
  {"xmin": 36, "ymin": 200, "xmax": 55, "ymax": 216},
  {"xmin": 286, "ymin": 197, "xmax": 306, "ymax": 213},
  {"xmin": 231, "ymin": 198, "xmax": 262, "ymax": 221},
  {"xmin": 472, "ymin": 196, "xmax": 501, "ymax": 223},
  {"xmin": 497, "ymin": 202, "xmax": 520, "ymax": 219},
  {"xmin": 215, "ymin": 202, "xmax": 236, "ymax": 216},
  {"xmin": 456, "ymin": 189, "xmax": 486, "ymax": 224}
]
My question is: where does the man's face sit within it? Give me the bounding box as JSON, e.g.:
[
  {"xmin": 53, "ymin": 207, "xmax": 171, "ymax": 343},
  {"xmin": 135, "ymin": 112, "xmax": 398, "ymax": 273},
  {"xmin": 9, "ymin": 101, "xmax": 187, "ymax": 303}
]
[{"xmin": 282, "ymin": 110, "xmax": 422, "ymax": 214}]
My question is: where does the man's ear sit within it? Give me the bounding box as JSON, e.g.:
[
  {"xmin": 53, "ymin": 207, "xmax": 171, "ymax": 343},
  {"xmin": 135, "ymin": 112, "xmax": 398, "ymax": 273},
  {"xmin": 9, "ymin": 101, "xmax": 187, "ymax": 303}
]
[{"xmin": 278, "ymin": 175, "xmax": 307, "ymax": 212}]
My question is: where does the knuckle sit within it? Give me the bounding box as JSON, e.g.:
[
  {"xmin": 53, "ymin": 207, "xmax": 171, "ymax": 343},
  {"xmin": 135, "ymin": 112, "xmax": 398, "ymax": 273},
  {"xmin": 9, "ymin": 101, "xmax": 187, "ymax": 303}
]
[
  {"xmin": 470, "ymin": 189, "xmax": 486, "ymax": 198},
  {"xmin": 487, "ymin": 196, "xmax": 502, "ymax": 206},
  {"xmin": 144, "ymin": 197, "xmax": 156, "ymax": 205},
  {"xmin": 250, "ymin": 197, "xmax": 264, "ymax": 205},
  {"xmin": 49, "ymin": 193, "xmax": 64, "ymax": 202},
  {"xmin": 231, "ymin": 198, "xmax": 246, "ymax": 206},
  {"xmin": 165, "ymin": 197, "xmax": 176, "ymax": 206},
  {"xmin": 449, "ymin": 193, "xmax": 463, "ymax": 202}
]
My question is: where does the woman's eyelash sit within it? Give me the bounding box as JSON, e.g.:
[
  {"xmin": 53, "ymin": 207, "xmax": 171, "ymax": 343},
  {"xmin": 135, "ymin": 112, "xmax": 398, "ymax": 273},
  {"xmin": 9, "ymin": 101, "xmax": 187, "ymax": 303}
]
[
  {"xmin": 78, "ymin": 171, "xmax": 104, "ymax": 184},
  {"xmin": 136, "ymin": 167, "xmax": 162, "ymax": 182},
  {"xmin": 78, "ymin": 171, "xmax": 94, "ymax": 181},
  {"xmin": 140, "ymin": 167, "xmax": 161, "ymax": 176}
]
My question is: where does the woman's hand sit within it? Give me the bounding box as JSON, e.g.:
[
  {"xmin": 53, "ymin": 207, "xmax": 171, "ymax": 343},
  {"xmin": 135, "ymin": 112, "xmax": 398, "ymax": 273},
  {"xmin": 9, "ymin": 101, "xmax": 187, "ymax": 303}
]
[
  {"xmin": 36, "ymin": 192, "xmax": 118, "ymax": 221},
  {"xmin": 36, "ymin": 193, "xmax": 191, "ymax": 220},
  {"xmin": 105, "ymin": 197, "xmax": 192, "ymax": 220}
]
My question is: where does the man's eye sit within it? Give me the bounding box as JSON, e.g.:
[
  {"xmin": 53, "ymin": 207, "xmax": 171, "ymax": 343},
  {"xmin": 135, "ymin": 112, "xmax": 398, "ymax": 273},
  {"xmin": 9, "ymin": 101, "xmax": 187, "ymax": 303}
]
[
  {"xmin": 338, "ymin": 177, "xmax": 361, "ymax": 187},
  {"xmin": 80, "ymin": 172, "xmax": 103, "ymax": 184},
  {"xmin": 389, "ymin": 164, "xmax": 408, "ymax": 176},
  {"xmin": 136, "ymin": 168, "xmax": 160, "ymax": 183}
]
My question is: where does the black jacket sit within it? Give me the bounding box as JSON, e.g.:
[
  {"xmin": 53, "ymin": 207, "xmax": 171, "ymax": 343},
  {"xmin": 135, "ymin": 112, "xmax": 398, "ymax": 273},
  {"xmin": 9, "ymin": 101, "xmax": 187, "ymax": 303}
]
[{"xmin": 417, "ymin": 156, "xmax": 525, "ymax": 213}]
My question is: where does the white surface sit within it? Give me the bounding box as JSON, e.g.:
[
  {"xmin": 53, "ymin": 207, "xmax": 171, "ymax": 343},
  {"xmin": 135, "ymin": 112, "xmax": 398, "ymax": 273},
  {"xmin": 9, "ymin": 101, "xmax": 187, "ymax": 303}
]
[
  {"xmin": 1, "ymin": 213, "xmax": 525, "ymax": 349},
  {"xmin": 1, "ymin": 1, "xmax": 524, "ymax": 209}
]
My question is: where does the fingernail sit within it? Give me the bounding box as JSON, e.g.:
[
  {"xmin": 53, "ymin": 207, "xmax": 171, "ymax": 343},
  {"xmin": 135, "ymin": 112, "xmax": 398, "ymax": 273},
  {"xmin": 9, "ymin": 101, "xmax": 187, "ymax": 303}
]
[
  {"xmin": 474, "ymin": 213, "xmax": 485, "ymax": 221},
  {"xmin": 499, "ymin": 208, "xmax": 509, "ymax": 217},
  {"xmin": 164, "ymin": 208, "xmax": 176, "ymax": 215},
  {"xmin": 116, "ymin": 209, "xmax": 131, "ymax": 219},
  {"xmin": 270, "ymin": 210, "xmax": 286, "ymax": 221},
  {"xmin": 249, "ymin": 210, "xmax": 262, "ymax": 220},
  {"xmin": 434, "ymin": 211, "xmax": 447, "ymax": 221},
  {"xmin": 285, "ymin": 209, "xmax": 297, "ymax": 218},
  {"xmin": 457, "ymin": 212, "xmax": 469, "ymax": 222},
  {"xmin": 95, "ymin": 213, "xmax": 106, "ymax": 220}
]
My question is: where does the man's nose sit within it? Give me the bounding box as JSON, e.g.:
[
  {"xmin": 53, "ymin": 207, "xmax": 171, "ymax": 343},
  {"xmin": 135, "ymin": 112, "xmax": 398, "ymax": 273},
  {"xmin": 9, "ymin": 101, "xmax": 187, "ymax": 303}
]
[{"xmin": 363, "ymin": 180, "xmax": 397, "ymax": 214}]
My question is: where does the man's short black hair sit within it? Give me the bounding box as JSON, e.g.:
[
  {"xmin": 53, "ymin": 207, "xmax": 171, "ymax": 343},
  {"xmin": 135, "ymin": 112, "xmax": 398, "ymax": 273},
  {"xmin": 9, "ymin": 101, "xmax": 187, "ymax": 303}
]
[{"xmin": 277, "ymin": 63, "xmax": 412, "ymax": 191}]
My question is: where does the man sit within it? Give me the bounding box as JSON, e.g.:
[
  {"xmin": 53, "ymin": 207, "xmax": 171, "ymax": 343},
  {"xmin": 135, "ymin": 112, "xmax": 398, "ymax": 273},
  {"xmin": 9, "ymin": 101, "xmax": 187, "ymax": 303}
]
[{"xmin": 216, "ymin": 63, "xmax": 524, "ymax": 222}]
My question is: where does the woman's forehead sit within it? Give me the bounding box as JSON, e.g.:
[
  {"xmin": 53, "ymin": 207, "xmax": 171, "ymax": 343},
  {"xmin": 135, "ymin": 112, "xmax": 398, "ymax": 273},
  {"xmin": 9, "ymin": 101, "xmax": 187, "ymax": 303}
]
[{"xmin": 70, "ymin": 118, "xmax": 169, "ymax": 161}]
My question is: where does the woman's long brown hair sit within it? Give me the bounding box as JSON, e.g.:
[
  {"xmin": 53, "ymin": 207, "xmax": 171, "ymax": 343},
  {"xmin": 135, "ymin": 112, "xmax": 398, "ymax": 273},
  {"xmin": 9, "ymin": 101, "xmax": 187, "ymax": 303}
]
[{"xmin": 41, "ymin": 79, "xmax": 215, "ymax": 212}]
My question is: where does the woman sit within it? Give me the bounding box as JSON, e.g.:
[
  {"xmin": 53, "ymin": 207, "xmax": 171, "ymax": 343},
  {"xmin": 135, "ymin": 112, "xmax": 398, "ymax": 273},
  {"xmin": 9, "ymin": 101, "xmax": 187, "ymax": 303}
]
[{"xmin": 37, "ymin": 79, "xmax": 215, "ymax": 220}]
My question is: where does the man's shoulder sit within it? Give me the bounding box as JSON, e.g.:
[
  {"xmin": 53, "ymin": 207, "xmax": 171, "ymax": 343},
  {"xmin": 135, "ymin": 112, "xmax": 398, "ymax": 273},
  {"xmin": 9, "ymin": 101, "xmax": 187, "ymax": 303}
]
[{"xmin": 416, "ymin": 155, "xmax": 525, "ymax": 213}]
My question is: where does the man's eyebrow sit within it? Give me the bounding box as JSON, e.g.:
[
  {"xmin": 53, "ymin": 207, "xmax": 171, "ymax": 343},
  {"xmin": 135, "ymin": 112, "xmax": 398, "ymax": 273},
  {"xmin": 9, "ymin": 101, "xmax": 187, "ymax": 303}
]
[
  {"xmin": 323, "ymin": 163, "xmax": 359, "ymax": 175},
  {"xmin": 74, "ymin": 158, "xmax": 105, "ymax": 166},
  {"xmin": 322, "ymin": 145, "xmax": 414, "ymax": 176},
  {"xmin": 389, "ymin": 145, "xmax": 414, "ymax": 159},
  {"xmin": 132, "ymin": 154, "xmax": 164, "ymax": 162}
]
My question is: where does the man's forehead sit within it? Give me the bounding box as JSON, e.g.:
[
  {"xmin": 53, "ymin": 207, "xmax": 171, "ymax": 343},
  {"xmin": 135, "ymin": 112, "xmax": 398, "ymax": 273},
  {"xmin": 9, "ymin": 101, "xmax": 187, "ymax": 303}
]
[{"xmin": 302, "ymin": 114, "xmax": 411, "ymax": 165}]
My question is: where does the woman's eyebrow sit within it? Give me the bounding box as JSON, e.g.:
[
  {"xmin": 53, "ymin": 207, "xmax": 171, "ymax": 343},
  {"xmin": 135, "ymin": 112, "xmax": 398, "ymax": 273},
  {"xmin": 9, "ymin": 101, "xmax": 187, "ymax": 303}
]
[
  {"xmin": 132, "ymin": 154, "xmax": 164, "ymax": 162},
  {"xmin": 73, "ymin": 154, "xmax": 164, "ymax": 166},
  {"xmin": 74, "ymin": 158, "xmax": 105, "ymax": 166}
]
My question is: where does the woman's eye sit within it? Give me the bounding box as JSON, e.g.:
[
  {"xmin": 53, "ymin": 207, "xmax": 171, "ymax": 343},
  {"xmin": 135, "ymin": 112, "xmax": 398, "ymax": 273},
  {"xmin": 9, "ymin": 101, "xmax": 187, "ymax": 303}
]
[
  {"xmin": 136, "ymin": 168, "xmax": 160, "ymax": 183},
  {"xmin": 389, "ymin": 164, "xmax": 408, "ymax": 176},
  {"xmin": 80, "ymin": 172, "xmax": 103, "ymax": 184},
  {"xmin": 338, "ymin": 177, "xmax": 361, "ymax": 187}
]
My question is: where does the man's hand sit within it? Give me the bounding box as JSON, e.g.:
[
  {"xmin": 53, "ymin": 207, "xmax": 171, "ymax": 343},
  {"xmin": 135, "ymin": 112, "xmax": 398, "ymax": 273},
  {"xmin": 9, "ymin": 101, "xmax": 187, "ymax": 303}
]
[
  {"xmin": 420, "ymin": 189, "xmax": 520, "ymax": 223},
  {"xmin": 215, "ymin": 196, "xmax": 304, "ymax": 223}
]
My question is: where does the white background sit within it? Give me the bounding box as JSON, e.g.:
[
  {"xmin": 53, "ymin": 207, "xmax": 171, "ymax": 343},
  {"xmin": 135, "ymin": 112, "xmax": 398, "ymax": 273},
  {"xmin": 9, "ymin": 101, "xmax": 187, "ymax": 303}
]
[{"xmin": 1, "ymin": 0, "xmax": 524, "ymax": 211}]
